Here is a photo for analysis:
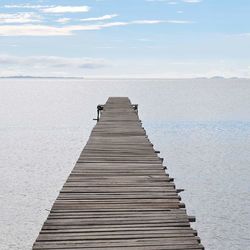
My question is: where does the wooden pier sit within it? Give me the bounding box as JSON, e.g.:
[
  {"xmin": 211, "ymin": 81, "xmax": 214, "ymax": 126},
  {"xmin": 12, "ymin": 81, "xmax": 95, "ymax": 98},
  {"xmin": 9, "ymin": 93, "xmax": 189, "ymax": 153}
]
[{"xmin": 33, "ymin": 97, "xmax": 204, "ymax": 250}]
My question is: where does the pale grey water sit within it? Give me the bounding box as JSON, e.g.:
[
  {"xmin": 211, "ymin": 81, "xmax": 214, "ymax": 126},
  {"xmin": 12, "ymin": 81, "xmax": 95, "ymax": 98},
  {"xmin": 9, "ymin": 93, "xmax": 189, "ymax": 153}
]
[{"xmin": 0, "ymin": 79, "xmax": 250, "ymax": 250}]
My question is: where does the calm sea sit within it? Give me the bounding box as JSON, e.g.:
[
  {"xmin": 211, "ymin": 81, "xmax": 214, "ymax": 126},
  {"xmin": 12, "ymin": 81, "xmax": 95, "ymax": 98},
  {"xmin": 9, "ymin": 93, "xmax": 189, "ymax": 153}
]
[{"xmin": 0, "ymin": 79, "xmax": 250, "ymax": 250}]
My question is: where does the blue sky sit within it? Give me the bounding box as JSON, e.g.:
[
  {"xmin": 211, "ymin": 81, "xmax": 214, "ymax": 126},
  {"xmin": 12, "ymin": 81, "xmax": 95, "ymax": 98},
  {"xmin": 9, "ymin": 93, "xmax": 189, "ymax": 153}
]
[{"xmin": 0, "ymin": 0, "xmax": 250, "ymax": 77}]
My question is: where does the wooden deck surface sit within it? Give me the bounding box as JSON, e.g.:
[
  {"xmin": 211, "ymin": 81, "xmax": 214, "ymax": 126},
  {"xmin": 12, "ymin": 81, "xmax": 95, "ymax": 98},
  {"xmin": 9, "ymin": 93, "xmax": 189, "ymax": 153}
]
[{"xmin": 33, "ymin": 97, "xmax": 204, "ymax": 250}]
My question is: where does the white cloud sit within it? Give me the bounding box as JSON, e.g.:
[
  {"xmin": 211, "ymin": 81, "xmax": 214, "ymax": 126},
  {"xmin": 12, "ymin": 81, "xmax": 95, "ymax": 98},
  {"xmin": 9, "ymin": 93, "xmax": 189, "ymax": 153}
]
[
  {"xmin": 2, "ymin": 55, "xmax": 247, "ymax": 78},
  {"xmin": 132, "ymin": 20, "xmax": 164, "ymax": 24},
  {"xmin": 0, "ymin": 55, "xmax": 108, "ymax": 76},
  {"xmin": 56, "ymin": 18, "xmax": 71, "ymax": 24},
  {"xmin": 42, "ymin": 6, "xmax": 90, "ymax": 13},
  {"xmin": 80, "ymin": 14, "xmax": 118, "ymax": 22},
  {"xmin": 0, "ymin": 13, "xmax": 42, "ymax": 24},
  {"xmin": 0, "ymin": 25, "xmax": 71, "ymax": 36},
  {"xmin": 4, "ymin": 4, "xmax": 91, "ymax": 13},
  {"xmin": 0, "ymin": 19, "xmax": 192, "ymax": 36},
  {"xmin": 133, "ymin": 19, "xmax": 192, "ymax": 24},
  {"xmin": 4, "ymin": 4, "xmax": 53, "ymax": 9},
  {"xmin": 182, "ymin": 0, "xmax": 202, "ymax": 3},
  {"xmin": 96, "ymin": 22, "xmax": 128, "ymax": 28}
]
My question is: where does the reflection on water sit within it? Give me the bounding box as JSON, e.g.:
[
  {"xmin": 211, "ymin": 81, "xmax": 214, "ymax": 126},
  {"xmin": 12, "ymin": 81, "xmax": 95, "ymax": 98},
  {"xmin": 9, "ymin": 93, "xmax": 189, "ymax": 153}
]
[{"xmin": 0, "ymin": 79, "xmax": 250, "ymax": 249}]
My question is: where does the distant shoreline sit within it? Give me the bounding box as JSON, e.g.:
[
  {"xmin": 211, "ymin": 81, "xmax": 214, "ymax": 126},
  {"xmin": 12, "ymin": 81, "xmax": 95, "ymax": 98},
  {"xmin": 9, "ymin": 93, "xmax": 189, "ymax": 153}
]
[
  {"xmin": 0, "ymin": 76, "xmax": 84, "ymax": 79},
  {"xmin": 0, "ymin": 76, "xmax": 249, "ymax": 80}
]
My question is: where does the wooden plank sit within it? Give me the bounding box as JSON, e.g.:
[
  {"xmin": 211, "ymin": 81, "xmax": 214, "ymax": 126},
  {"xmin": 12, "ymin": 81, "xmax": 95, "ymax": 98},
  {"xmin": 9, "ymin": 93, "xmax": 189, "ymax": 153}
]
[{"xmin": 32, "ymin": 97, "xmax": 203, "ymax": 250}]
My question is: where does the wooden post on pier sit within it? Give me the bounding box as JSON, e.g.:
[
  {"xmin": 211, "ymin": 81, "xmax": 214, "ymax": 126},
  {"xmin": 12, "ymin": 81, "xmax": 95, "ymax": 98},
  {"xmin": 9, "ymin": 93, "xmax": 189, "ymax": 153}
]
[{"xmin": 33, "ymin": 97, "xmax": 204, "ymax": 250}]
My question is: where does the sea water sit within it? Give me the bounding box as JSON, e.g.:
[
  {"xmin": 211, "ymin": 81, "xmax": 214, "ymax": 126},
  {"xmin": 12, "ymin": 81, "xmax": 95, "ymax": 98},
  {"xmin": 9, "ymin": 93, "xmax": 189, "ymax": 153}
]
[{"xmin": 0, "ymin": 78, "xmax": 250, "ymax": 250}]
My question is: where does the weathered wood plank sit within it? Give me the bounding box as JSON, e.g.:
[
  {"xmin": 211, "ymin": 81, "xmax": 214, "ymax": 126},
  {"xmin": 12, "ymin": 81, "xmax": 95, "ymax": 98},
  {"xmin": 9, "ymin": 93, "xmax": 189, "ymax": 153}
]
[{"xmin": 32, "ymin": 97, "xmax": 203, "ymax": 250}]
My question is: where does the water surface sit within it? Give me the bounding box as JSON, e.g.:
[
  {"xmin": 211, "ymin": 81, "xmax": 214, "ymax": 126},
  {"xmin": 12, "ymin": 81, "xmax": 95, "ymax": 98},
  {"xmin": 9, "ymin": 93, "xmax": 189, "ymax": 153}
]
[{"xmin": 0, "ymin": 79, "xmax": 250, "ymax": 250}]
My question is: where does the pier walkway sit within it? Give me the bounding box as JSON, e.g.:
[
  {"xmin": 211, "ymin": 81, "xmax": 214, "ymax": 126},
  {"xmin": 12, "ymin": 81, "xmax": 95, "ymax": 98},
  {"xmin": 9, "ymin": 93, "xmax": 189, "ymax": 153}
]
[{"xmin": 33, "ymin": 97, "xmax": 204, "ymax": 250}]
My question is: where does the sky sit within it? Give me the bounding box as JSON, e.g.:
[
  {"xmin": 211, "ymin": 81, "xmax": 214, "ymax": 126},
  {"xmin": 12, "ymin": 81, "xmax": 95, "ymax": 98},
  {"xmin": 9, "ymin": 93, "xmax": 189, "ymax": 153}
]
[{"xmin": 0, "ymin": 0, "xmax": 250, "ymax": 78}]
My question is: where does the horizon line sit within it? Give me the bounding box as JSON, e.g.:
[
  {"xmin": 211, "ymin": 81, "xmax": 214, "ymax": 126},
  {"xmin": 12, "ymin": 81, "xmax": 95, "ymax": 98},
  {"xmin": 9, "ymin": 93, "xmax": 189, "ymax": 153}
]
[{"xmin": 0, "ymin": 75, "xmax": 249, "ymax": 80}]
